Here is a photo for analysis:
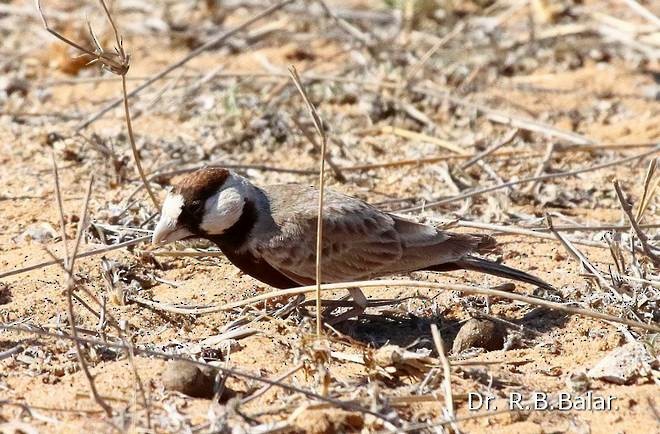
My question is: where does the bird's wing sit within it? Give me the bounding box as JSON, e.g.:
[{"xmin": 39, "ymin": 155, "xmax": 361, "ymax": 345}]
[
  {"xmin": 251, "ymin": 186, "xmax": 404, "ymax": 283},
  {"xmin": 388, "ymin": 215, "xmax": 496, "ymax": 272},
  {"xmin": 249, "ymin": 185, "xmax": 494, "ymax": 283}
]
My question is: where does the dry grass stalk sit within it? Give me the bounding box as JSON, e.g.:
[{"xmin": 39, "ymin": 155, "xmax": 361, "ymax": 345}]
[
  {"xmin": 288, "ymin": 65, "xmax": 328, "ymax": 338},
  {"xmin": 460, "ymin": 129, "xmax": 519, "ymax": 170},
  {"xmin": 381, "ymin": 126, "xmax": 468, "ymax": 155},
  {"xmin": 454, "ymin": 220, "xmax": 608, "ymax": 249},
  {"xmin": 0, "ymin": 324, "xmax": 391, "ymax": 423},
  {"xmin": 417, "ymin": 85, "xmax": 594, "ymax": 145},
  {"xmin": 0, "ymin": 236, "xmax": 149, "ymax": 280},
  {"xmin": 613, "ymin": 180, "xmax": 660, "ymax": 267},
  {"xmin": 37, "ymin": 0, "xmax": 160, "ymax": 209},
  {"xmin": 75, "ymin": 0, "xmax": 295, "ymax": 130},
  {"xmin": 130, "ymin": 280, "xmax": 659, "ymax": 332},
  {"xmin": 430, "ymin": 324, "xmax": 454, "ymax": 422},
  {"xmin": 53, "ymin": 172, "xmax": 112, "ymax": 416},
  {"xmin": 546, "ymin": 214, "xmax": 621, "ymax": 298},
  {"xmin": 400, "ymin": 145, "xmax": 660, "ymax": 212},
  {"xmin": 635, "ymin": 158, "xmax": 658, "ymax": 220}
]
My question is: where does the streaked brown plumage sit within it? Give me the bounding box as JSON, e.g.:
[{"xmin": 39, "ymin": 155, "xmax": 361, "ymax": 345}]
[{"xmin": 152, "ymin": 167, "xmax": 552, "ymax": 292}]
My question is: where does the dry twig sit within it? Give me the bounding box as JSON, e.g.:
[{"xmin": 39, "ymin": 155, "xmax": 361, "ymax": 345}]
[
  {"xmin": 37, "ymin": 0, "xmax": 160, "ymax": 209},
  {"xmin": 55, "ymin": 173, "xmax": 112, "ymax": 416},
  {"xmin": 400, "ymin": 146, "xmax": 660, "ymax": 212},
  {"xmin": 614, "ymin": 180, "xmax": 660, "ymax": 267},
  {"xmin": 289, "ymin": 65, "xmax": 328, "ymax": 337},
  {"xmin": 131, "ymin": 280, "xmax": 659, "ymax": 332},
  {"xmin": 430, "ymin": 324, "xmax": 454, "ymax": 423}
]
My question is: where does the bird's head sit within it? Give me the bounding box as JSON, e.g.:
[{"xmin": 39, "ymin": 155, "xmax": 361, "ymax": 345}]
[{"xmin": 151, "ymin": 167, "xmax": 248, "ymax": 245}]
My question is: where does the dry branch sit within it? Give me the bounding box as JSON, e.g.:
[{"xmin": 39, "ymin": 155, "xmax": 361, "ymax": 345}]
[
  {"xmin": 130, "ymin": 280, "xmax": 659, "ymax": 332},
  {"xmin": 289, "ymin": 65, "xmax": 327, "ymax": 337},
  {"xmin": 37, "ymin": 0, "xmax": 160, "ymax": 208},
  {"xmin": 614, "ymin": 180, "xmax": 660, "ymax": 267},
  {"xmin": 0, "ymin": 324, "xmax": 390, "ymax": 423},
  {"xmin": 0, "ymin": 236, "xmax": 149, "ymax": 280},
  {"xmin": 75, "ymin": 0, "xmax": 295, "ymax": 130},
  {"xmin": 400, "ymin": 146, "xmax": 660, "ymax": 212},
  {"xmin": 53, "ymin": 171, "xmax": 112, "ymax": 416}
]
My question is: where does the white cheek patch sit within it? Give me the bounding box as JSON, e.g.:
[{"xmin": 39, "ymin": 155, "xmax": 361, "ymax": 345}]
[
  {"xmin": 199, "ymin": 187, "xmax": 244, "ymax": 234},
  {"xmin": 162, "ymin": 193, "xmax": 184, "ymax": 221}
]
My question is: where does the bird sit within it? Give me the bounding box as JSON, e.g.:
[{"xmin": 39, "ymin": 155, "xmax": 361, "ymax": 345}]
[{"xmin": 152, "ymin": 167, "xmax": 552, "ymax": 322}]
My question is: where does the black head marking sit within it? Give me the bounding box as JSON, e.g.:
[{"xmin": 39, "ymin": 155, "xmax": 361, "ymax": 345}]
[{"xmin": 174, "ymin": 167, "xmax": 230, "ymax": 232}]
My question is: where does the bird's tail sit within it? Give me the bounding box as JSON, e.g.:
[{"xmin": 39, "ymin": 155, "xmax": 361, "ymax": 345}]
[{"xmin": 426, "ymin": 255, "xmax": 554, "ymax": 290}]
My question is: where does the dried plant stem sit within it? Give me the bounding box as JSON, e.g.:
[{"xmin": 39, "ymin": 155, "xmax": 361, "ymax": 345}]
[
  {"xmin": 37, "ymin": 0, "xmax": 159, "ymax": 209},
  {"xmin": 523, "ymin": 141, "xmax": 555, "ymax": 194},
  {"xmin": 636, "ymin": 158, "xmax": 658, "ymax": 220},
  {"xmin": 381, "ymin": 126, "xmax": 467, "ymax": 155},
  {"xmin": 0, "ymin": 236, "xmax": 149, "ymax": 280},
  {"xmin": 460, "ymin": 129, "xmax": 518, "ymax": 170},
  {"xmin": 241, "ymin": 363, "xmax": 305, "ymax": 404},
  {"xmin": 51, "ymin": 155, "xmax": 70, "ymax": 266},
  {"xmin": 76, "ymin": 0, "xmax": 295, "ymax": 130},
  {"xmin": 289, "ymin": 65, "xmax": 327, "ymax": 337},
  {"xmin": 454, "ymin": 220, "xmax": 608, "ymax": 249},
  {"xmin": 0, "ymin": 324, "xmax": 389, "ymax": 422},
  {"xmin": 613, "ymin": 180, "xmax": 660, "ymax": 266},
  {"xmin": 546, "ymin": 214, "xmax": 620, "ymax": 298},
  {"xmin": 58, "ymin": 175, "xmax": 112, "ymax": 416},
  {"xmin": 430, "ymin": 324, "xmax": 454, "ymax": 421},
  {"xmin": 131, "ymin": 280, "xmax": 659, "ymax": 332},
  {"xmin": 122, "ymin": 75, "xmax": 159, "ymax": 208},
  {"xmin": 400, "ymin": 145, "xmax": 660, "ymax": 212}
]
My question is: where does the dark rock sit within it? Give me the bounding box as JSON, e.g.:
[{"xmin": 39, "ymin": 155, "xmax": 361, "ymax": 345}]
[
  {"xmin": 162, "ymin": 361, "xmax": 216, "ymax": 399},
  {"xmin": 452, "ymin": 318, "xmax": 506, "ymax": 354}
]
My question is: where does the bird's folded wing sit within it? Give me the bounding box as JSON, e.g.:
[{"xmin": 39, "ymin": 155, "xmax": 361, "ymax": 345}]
[{"xmin": 254, "ymin": 190, "xmax": 404, "ymax": 283}]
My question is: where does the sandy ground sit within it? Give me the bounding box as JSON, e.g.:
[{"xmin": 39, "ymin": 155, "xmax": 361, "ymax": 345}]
[{"xmin": 0, "ymin": 0, "xmax": 659, "ymax": 432}]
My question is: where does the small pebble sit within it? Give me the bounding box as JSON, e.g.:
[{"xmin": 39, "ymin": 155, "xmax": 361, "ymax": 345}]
[
  {"xmin": 452, "ymin": 318, "xmax": 506, "ymax": 354},
  {"xmin": 162, "ymin": 361, "xmax": 216, "ymax": 398},
  {"xmin": 587, "ymin": 342, "xmax": 655, "ymax": 385}
]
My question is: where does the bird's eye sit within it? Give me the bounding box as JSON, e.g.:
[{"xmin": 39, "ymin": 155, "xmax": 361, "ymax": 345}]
[{"xmin": 189, "ymin": 200, "xmax": 202, "ymax": 212}]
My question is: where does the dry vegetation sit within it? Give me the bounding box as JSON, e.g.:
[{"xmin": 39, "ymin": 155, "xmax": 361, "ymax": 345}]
[{"xmin": 0, "ymin": 0, "xmax": 659, "ymax": 432}]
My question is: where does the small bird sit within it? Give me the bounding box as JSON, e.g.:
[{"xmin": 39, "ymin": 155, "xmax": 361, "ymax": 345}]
[{"xmin": 152, "ymin": 167, "xmax": 552, "ymax": 321}]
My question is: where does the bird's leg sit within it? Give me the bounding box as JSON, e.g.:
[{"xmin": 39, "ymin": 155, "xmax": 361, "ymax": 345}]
[{"xmin": 325, "ymin": 287, "xmax": 368, "ymax": 325}]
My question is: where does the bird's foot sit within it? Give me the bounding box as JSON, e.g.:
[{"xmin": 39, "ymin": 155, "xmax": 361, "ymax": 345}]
[{"xmin": 323, "ymin": 287, "xmax": 367, "ymax": 325}]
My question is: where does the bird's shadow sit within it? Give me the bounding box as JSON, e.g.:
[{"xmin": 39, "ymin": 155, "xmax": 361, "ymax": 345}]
[
  {"xmin": 331, "ymin": 301, "xmax": 570, "ymax": 352},
  {"xmin": 332, "ymin": 314, "xmax": 462, "ymax": 351}
]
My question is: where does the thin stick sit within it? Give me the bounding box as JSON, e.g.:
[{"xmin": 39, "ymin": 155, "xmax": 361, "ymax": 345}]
[
  {"xmin": 381, "ymin": 126, "xmax": 467, "ymax": 155},
  {"xmin": 0, "ymin": 324, "xmax": 389, "ymax": 422},
  {"xmin": 0, "ymin": 345, "xmax": 24, "ymax": 361},
  {"xmin": 636, "ymin": 158, "xmax": 658, "ymax": 220},
  {"xmin": 404, "ymin": 22, "xmax": 465, "ymax": 87},
  {"xmin": 460, "ymin": 129, "xmax": 518, "ymax": 170},
  {"xmin": 430, "ymin": 324, "xmax": 454, "ymax": 421},
  {"xmin": 131, "ymin": 280, "xmax": 659, "ymax": 332},
  {"xmin": 51, "ymin": 154, "xmax": 70, "ymax": 268},
  {"xmin": 620, "ymin": 0, "xmax": 660, "ymax": 28},
  {"xmin": 289, "ymin": 65, "xmax": 327, "ymax": 337},
  {"xmin": 400, "ymin": 146, "xmax": 660, "ymax": 212},
  {"xmin": 122, "ymin": 75, "xmax": 159, "ymax": 209},
  {"xmin": 37, "ymin": 0, "xmax": 159, "ymax": 209},
  {"xmin": 454, "ymin": 220, "xmax": 608, "ymax": 249},
  {"xmin": 523, "ymin": 141, "xmax": 555, "ymax": 194},
  {"xmin": 241, "ymin": 363, "xmax": 305, "ymax": 404},
  {"xmin": 614, "ymin": 180, "xmax": 660, "ymax": 266},
  {"xmin": 0, "ymin": 236, "xmax": 149, "ymax": 280},
  {"xmin": 338, "ymin": 142, "xmax": 658, "ymax": 172},
  {"xmin": 76, "ymin": 0, "xmax": 295, "ymax": 130},
  {"xmin": 546, "ymin": 214, "xmax": 619, "ymax": 297},
  {"xmin": 59, "ymin": 175, "xmax": 112, "ymax": 416}
]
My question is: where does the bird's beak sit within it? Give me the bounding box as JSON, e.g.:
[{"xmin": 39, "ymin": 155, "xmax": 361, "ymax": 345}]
[{"xmin": 152, "ymin": 215, "xmax": 194, "ymax": 245}]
